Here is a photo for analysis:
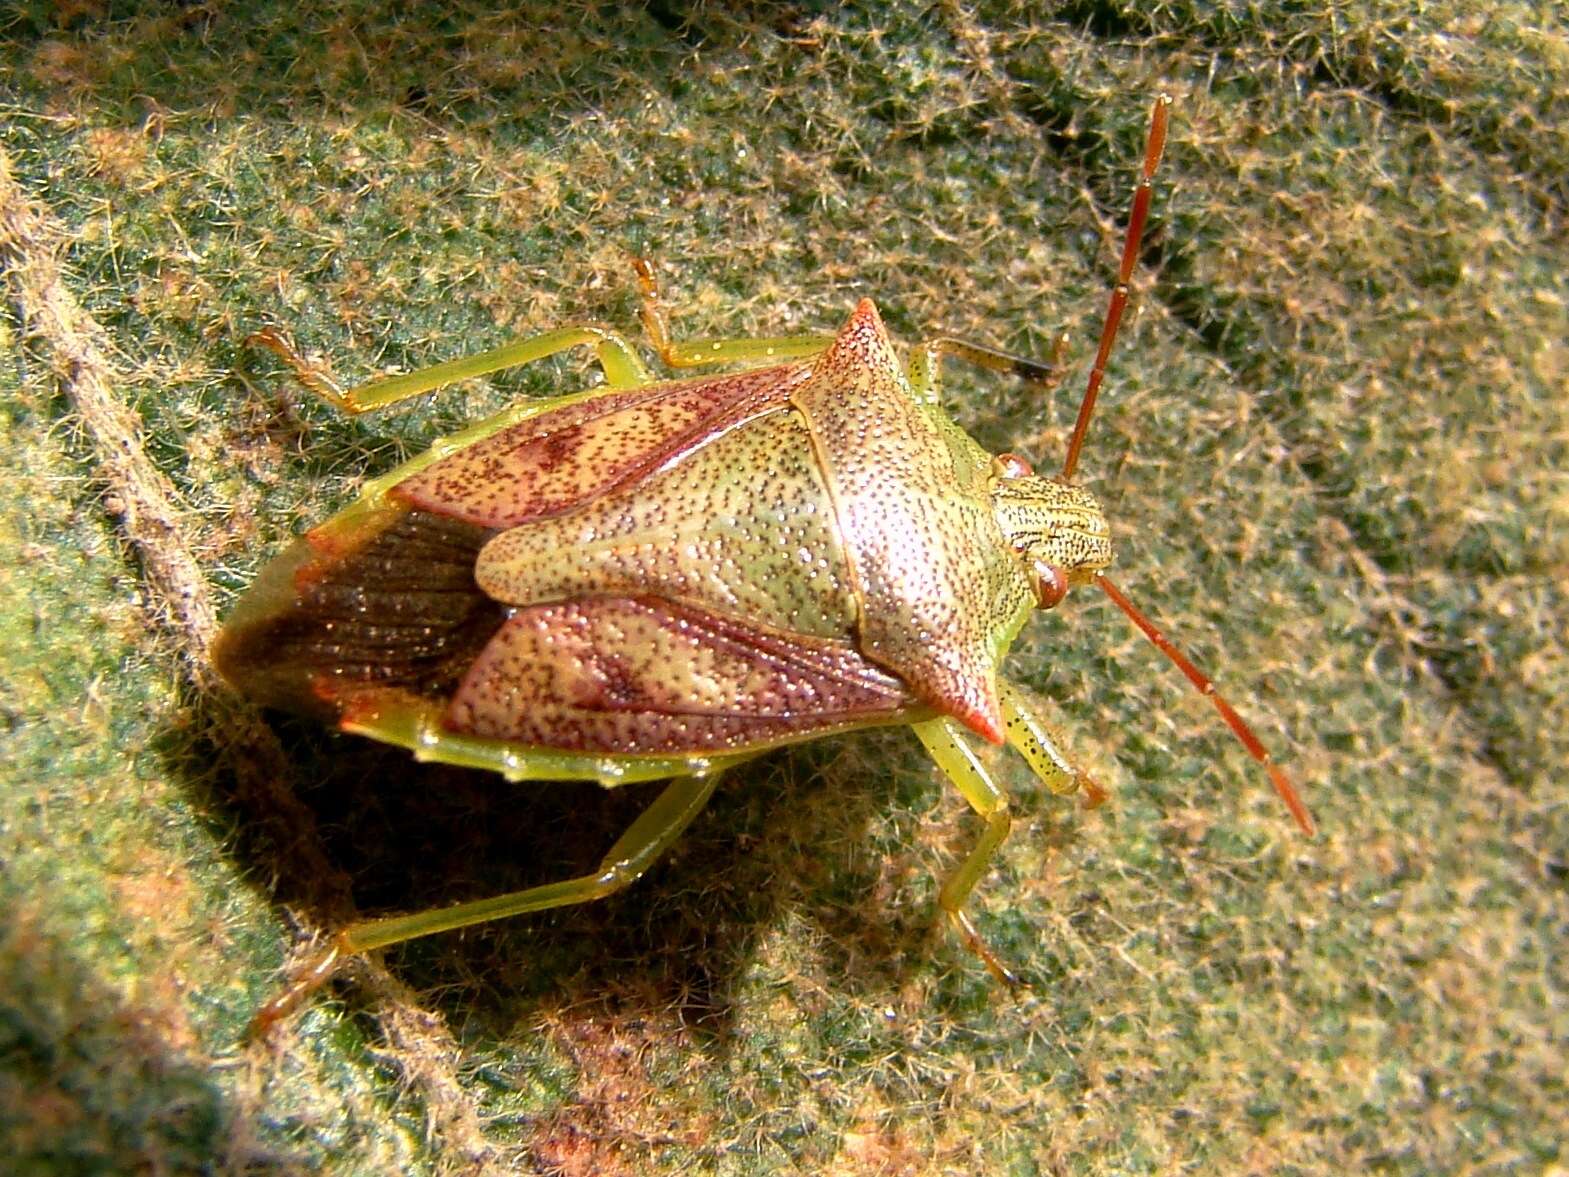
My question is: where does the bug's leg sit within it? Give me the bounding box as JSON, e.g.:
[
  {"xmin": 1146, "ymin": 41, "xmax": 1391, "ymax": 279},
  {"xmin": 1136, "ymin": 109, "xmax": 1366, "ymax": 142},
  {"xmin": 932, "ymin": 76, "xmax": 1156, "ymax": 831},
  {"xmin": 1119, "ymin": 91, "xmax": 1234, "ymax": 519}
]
[
  {"xmin": 632, "ymin": 257, "xmax": 835, "ymax": 369},
  {"xmin": 906, "ymin": 331, "xmax": 1071, "ymax": 407},
  {"xmin": 247, "ymin": 321, "xmax": 654, "ymax": 415},
  {"xmin": 911, "ymin": 716, "xmax": 1022, "ymax": 985},
  {"xmin": 1000, "ymin": 679, "xmax": 1109, "ymax": 809},
  {"xmin": 249, "ymin": 771, "xmax": 723, "ymax": 1036}
]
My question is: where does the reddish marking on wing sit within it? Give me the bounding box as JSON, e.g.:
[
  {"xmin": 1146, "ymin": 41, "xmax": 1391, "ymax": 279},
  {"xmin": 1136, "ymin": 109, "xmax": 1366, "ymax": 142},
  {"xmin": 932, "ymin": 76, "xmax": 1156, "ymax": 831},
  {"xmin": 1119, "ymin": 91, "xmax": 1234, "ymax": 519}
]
[
  {"xmin": 444, "ymin": 596, "xmax": 923, "ymax": 755},
  {"xmin": 537, "ymin": 424, "xmax": 583, "ymax": 473},
  {"xmin": 391, "ymin": 364, "xmax": 814, "ymax": 529},
  {"xmin": 586, "ymin": 653, "xmax": 647, "ymax": 708}
]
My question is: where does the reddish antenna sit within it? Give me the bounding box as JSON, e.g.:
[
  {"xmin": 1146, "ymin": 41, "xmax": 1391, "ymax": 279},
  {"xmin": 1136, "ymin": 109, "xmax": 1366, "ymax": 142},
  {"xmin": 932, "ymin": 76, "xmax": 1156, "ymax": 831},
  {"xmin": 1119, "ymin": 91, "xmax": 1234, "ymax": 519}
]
[
  {"xmin": 1098, "ymin": 575, "xmax": 1315, "ymax": 836},
  {"xmin": 1061, "ymin": 94, "xmax": 1170, "ymax": 482},
  {"xmin": 1061, "ymin": 95, "xmax": 1313, "ymax": 836}
]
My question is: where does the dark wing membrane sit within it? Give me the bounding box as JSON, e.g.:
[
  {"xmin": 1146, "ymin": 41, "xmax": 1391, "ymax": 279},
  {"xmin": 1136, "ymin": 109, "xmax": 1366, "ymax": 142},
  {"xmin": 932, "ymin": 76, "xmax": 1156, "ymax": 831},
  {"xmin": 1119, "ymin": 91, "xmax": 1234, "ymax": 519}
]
[
  {"xmin": 212, "ymin": 506, "xmax": 505, "ymax": 717},
  {"xmin": 444, "ymin": 596, "xmax": 928, "ymax": 755},
  {"xmin": 391, "ymin": 362, "xmax": 815, "ymax": 529}
]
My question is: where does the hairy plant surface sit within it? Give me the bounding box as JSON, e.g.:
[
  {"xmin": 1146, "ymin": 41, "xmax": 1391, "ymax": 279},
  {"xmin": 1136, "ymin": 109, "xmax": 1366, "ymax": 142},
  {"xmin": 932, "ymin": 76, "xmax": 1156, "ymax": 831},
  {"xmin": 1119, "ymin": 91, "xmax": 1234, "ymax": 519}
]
[{"xmin": 2, "ymin": 3, "xmax": 1564, "ymax": 1174}]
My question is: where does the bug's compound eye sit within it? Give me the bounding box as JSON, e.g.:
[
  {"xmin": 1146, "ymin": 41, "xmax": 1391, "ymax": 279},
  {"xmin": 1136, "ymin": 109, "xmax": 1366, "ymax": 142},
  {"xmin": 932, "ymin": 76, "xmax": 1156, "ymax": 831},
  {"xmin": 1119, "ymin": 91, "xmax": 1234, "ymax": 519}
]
[
  {"xmin": 991, "ymin": 452, "xmax": 1033, "ymax": 480},
  {"xmin": 1029, "ymin": 559, "xmax": 1069, "ymax": 609}
]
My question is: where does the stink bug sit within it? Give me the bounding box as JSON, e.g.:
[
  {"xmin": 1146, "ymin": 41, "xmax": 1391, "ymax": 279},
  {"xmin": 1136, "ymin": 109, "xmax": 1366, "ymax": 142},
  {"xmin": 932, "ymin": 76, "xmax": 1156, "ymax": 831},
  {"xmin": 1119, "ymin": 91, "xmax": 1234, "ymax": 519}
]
[{"xmin": 216, "ymin": 96, "xmax": 1311, "ymax": 1030}]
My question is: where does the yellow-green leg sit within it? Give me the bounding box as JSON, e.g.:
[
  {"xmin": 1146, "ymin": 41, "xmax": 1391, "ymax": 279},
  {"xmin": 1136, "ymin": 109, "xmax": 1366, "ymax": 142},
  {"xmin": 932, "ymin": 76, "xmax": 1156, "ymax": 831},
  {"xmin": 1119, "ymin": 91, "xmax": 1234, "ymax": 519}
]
[
  {"xmin": 250, "ymin": 772, "xmax": 723, "ymax": 1036},
  {"xmin": 906, "ymin": 331, "xmax": 1070, "ymax": 407},
  {"xmin": 999, "ymin": 679, "xmax": 1103, "ymax": 804},
  {"xmin": 247, "ymin": 321, "xmax": 655, "ymax": 413},
  {"xmin": 911, "ymin": 685, "xmax": 1102, "ymax": 984},
  {"xmin": 911, "ymin": 716, "xmax": 1020, "ymax": 985},
  {"xmin": 632, "ymin": 257, "xmax": 836, "ymax": 368}
]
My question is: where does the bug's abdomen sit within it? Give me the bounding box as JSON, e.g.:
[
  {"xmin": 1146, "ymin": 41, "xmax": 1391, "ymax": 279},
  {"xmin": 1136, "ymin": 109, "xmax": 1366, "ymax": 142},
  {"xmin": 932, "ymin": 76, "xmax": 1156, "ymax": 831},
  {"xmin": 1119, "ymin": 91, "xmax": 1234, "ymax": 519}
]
[{"xmin": 211, "ymin": 507, "xmax": 505, "ymax": 716}]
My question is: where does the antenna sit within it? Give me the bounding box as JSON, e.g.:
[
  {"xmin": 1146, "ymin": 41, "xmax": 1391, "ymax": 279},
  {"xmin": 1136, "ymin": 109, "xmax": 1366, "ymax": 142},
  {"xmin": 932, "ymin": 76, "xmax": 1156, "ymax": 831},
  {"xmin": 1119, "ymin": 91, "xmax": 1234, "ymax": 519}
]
[
  {"xmin": 1059, "ymin": 96, "xmax": 1313, "ymax": 835},
  {"xmin": 1098, "ymin": 575, "xmax": 1315, "ymax": 835},
  {"xmin": 1061, "ymin": 94, "xmax": 1170, "ymax": 482}
]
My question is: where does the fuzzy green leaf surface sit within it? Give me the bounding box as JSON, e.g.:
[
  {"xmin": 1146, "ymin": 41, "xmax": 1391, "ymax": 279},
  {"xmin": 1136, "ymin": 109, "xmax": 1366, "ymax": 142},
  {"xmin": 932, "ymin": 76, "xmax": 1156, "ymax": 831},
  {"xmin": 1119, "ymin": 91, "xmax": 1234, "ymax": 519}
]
[{"xmin": 2, "ymin": 3, "xmax": 1564, "ymax": 1173}]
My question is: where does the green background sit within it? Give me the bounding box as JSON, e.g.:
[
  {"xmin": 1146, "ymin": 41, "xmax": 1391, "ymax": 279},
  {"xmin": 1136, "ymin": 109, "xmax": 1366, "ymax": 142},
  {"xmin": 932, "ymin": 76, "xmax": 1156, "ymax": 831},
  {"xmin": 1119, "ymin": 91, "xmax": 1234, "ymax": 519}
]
[{"xmin": 2, "ymin": 3, "xmax": 1564, "ymax": 1173}]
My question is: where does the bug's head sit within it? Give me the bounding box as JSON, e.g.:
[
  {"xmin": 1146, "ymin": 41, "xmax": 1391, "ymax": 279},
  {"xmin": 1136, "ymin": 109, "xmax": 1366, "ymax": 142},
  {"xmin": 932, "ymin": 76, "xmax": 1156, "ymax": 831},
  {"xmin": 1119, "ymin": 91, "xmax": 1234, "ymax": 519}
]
[{"xmin": 989, "ymin": 453, "xmax": 1112, "ymax": 610}]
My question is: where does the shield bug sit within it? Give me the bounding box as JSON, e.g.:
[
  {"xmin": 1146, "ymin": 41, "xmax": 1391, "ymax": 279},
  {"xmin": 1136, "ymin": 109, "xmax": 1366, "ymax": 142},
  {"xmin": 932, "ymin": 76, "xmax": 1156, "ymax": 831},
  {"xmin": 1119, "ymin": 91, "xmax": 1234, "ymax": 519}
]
[{"xmin": 217, "ymin": 96, "xmax": 1312, "ymax": 1031}]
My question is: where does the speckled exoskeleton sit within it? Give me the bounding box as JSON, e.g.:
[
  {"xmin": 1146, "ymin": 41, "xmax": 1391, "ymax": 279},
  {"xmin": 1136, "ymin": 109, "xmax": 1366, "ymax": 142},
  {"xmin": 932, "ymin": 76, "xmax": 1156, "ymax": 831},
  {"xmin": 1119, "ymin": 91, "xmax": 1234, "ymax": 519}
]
[{"xmin": 215, "ymin": 97, "xmax": 1310, "ymax": 1031}]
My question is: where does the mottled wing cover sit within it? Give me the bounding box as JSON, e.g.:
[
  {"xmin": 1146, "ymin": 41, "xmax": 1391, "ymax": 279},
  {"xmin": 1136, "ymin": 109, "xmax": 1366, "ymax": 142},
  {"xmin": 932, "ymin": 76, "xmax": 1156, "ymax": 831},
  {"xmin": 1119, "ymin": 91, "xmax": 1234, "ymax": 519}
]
[
  {"xmin": 445, "ymin": 595, "xmax": 922, "ymax": 753},
  {"xmin": 392, "ymin": 363, "xmax": 816, "ymax": 529}
]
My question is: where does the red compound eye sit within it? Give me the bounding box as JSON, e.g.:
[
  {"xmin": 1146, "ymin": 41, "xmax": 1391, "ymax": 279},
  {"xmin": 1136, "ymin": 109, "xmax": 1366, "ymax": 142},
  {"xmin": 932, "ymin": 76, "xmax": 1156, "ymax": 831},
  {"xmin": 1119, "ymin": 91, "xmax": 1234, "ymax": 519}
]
[
  {"xmin": 992, "ymin": 452, "xmax": 1033, "ymax": 479},
  {"xmin": 1030, "ymin": 560, "xmax": 1069, "ymax": 609}
]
